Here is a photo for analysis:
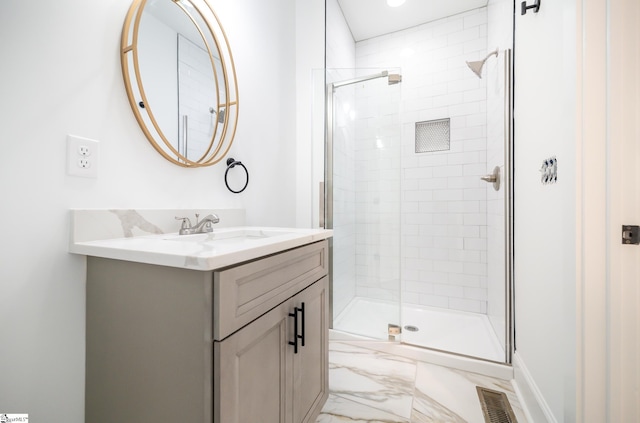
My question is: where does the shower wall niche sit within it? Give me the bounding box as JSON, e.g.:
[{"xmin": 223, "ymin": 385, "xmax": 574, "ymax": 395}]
[{"xmin": 356, "ymin": 8, "xmax": 490, "ymax": 313}]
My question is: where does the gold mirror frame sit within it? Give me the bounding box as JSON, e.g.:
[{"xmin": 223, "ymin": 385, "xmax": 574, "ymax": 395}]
[{"xmin": 121, "ymin": 0, "xmax": 239, "ymax": 167}]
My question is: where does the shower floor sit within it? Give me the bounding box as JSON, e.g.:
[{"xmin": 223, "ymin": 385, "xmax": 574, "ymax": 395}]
[{"xmin": 333, "ymin": 297, "xmax": 504, "ymax": 362}]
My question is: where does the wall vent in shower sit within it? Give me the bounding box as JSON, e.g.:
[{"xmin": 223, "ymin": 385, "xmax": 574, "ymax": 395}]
[{"xmin": 415, "ymin": 118, "xmax": 450, "ymax": 153}]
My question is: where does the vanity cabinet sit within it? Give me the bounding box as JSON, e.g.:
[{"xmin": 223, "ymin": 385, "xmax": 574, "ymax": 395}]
[
  {"xmin": 85, "ymin": 240, "xmax": 328, "ymax": 423},
  {"xmin": 215, "ymin": 277, "xmax": 327, "ymax": 423}
]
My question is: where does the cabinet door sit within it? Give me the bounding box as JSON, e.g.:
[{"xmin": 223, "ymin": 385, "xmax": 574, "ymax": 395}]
[
  {"xmin": 214, "ymin": 299, "xmax": 293, "ymax": 423},
  {"xmin": 292, "ymin": 277, "xmax": 329, "ymax": 423}
]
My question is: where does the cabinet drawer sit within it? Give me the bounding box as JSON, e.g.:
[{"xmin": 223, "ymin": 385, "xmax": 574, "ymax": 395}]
[{"xmin": 213, "ymin": 240, "xmax": 327, "ymax": 340}]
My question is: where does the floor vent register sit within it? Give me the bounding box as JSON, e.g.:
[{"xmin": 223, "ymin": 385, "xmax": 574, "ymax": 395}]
[{"xmin": 476, "ymin": 386, "xmax": 518, "ymax": 423}]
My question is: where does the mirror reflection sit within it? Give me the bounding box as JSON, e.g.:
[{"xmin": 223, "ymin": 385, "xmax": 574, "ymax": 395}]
[{"xmin": 121, "ymin": 0, "xmax": 238, "ymax": 167}]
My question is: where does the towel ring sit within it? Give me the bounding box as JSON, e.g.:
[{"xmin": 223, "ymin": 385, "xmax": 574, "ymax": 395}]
[{"xmin": 225, "ymin": 158, "xmax": 249, "ymax": 194}]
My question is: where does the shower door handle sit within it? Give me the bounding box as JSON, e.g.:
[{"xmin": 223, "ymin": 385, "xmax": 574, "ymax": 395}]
[{"xmin": 481, "ymin": 166, "xmax": 501, "ymax": 191}]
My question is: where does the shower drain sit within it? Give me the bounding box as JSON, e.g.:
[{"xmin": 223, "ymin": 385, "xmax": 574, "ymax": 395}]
[{"xmin": 403, "ymin": 325, "xmax": 419, "ymax": 332}]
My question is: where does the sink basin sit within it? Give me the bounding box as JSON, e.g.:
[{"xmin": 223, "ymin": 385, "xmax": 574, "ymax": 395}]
[{"xmin": 162, "ymin": 228, "xmax": 295, "ymax": 245}]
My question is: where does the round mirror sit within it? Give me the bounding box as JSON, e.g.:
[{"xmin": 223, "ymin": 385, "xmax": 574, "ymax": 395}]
[{"xmin": 121, "ymin": 0, "xmax": 239, "ymax": 167}]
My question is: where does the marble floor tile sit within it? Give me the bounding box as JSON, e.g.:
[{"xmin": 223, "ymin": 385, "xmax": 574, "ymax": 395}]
[
  {"xmin": 328, "ymin": 342, "xmax": 417, "ymax": 419},
  {"xmin": 316, "ymin": 394, "xmax": 410, "ymax": 422},
  {"xmin": 413, "ymin": 361, "xmax": 526, "ymax": 423},
  {"xmin": 319, "ymin": 341, "xmax": 528, "ymax": 423}
]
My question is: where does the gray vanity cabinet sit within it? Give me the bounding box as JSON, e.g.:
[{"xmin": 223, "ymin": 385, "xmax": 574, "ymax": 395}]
[
  {"xmin": 214, "ymin": 277, "xmax": 328, "ymax": 423},
  {"xmin": 85, "ymin": 239, "xmax": 328, "ymax": 423}
]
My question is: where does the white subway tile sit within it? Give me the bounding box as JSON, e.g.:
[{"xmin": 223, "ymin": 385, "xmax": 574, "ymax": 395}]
[
  {"xmin": 463, "ymin": 213, "xmax": 487, "ymax": 226},
  {"xmin": 464, "ymin": 286, "xmax": 488, "ymax": 301},
  {"xmin": 447, "ymin": 27, "xmax": 480, "ymax": 46},
  {"xmin": 420, "ymin": 247, "xmax": 449, "ymax": 261},
  {"xmin": 449, "ymin": 273, "xmax": 481, "ymax": 287},
  {"xmin": 463, "ymin": 11, "xmax": 488, "ymax": 29},
  {"xmin": 449, "ymin": 298, "xmax": 484, "ymax": 313},
  {"xmin": 464, "ymin": 237, "xmax": 487, "ymax": 251},
  {"xmin": 420, "ymin": 294, "xmax": 450, "ymax": 308},
  {"xmin": 433, "ymin": 189, "xmax": 464, "ymax": 201},
  {"xmin": 463, "ymin": 261, "xmax": 487, "ymax": 276},
  {"xmin": 419, "ymin": 177, "xmax": 448, "ymax": 190},
  {"xmin": 434, "ymin": 283, "xmax": 464, "ymax": 298},
  {"xmin": 433, "ymin": 259, "xmax": 465, "ymax": 273},
  {"xmin": 432, "ymin": 165, "xmax": 463, "ymax": 178}
]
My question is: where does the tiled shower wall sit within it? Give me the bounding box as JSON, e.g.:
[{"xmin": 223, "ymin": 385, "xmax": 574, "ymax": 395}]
[{"xmin": 355, "ymin": 8, "xmax": 490, "ymax": 313}]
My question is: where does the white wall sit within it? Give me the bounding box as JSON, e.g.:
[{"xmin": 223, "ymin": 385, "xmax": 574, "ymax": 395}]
[
  {"xmin": 295, "ymin": 0, "xmax": 326, "ymax": 228},
  {"xmin": 0, "ymin": 0, "xmax": 323, "ymax": 420},
  {"xmin": 326, "ymin": 0, "xmax": 355, "ymax": 70},
  {"xmin": 513, "ymin": 0, "xmax": 577, "ymax": 420}
]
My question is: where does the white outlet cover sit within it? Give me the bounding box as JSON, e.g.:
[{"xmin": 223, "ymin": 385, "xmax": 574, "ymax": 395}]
[{"xmin": 67, "ymin": 134, "xmax": 99, "ymax": 178}]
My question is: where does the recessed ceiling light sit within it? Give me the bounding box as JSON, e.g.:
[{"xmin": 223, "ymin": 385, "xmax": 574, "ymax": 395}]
[{"xmin": 387, "ymin": 0, "xmax": 406, "ymax": 7}]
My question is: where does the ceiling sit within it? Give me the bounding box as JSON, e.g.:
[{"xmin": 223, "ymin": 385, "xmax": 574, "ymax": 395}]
[{"xmin": 337, "ymin": 0, "xmax": 488, "ymax": 42}]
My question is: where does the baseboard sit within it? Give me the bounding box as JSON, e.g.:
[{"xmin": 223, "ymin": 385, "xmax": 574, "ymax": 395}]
[{"xmin": 512, "ymin": 352, "xmax": 557, "ymax": 423}]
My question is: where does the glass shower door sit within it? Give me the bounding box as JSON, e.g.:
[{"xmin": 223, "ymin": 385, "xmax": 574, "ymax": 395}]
[{"xmin": 326, "ymin": 69, "xmax": 403, "ymax": 341}]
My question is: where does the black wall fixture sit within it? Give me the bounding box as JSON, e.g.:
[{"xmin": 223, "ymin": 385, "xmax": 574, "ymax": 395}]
[
  {"xmin": 224, "ymin": 158, "xmax": 249, "ymax": 194},
  {"xmin": 521, "ymin": 0, "xmax": 541, "ymax": 15}
]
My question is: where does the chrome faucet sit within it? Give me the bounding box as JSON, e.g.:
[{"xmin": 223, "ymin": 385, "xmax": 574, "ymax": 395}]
[{"xmin": 175, "ymin": 213, "xmax": 220, "ymax": 235}]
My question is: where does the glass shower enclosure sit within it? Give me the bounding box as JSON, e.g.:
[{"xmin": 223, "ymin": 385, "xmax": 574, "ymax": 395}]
[
  {"xmin": 325, "ymin": 69, "xmax": 403, "ymax": 341},
  {"xmin": 322, "ymin": 50, "xmax": 513, "ymax": 364}
]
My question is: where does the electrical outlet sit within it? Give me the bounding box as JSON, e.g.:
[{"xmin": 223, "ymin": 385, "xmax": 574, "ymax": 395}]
[
  {"xmin": 78, "ymin": 145, "xmax": 91, "ymax": 157},
  {"xmin": 67, "ymin": 134, "xmax": 99, "ymax": 178}
]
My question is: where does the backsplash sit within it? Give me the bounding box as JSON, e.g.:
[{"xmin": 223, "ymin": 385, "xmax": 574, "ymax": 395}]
[{"xmin": 69, "ymin": 209, "xmax": 246, "ymax": 244}]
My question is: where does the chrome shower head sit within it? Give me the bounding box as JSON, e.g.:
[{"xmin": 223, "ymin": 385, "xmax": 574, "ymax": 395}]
[{"xmin": 466, "ymin": 48, "xmax": 499, "ymax": 79}]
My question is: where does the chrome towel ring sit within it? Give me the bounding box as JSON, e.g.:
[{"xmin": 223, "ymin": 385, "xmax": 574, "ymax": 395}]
[{"xmin": 225, "ymin": 158, "xmax": 249, "ymax": 193}]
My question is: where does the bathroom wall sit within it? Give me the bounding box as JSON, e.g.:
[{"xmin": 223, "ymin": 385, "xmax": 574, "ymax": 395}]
[
  {"xmin": 355, "ymin": 8, "xmax": 490, "ymax": 313},
  {"xmin": 513, "ymin": 0, "xmax": 577, "ymax": 420},
  {"xmin": 0, "ymin": 0, "xmax": 323, "ymax": 420}
]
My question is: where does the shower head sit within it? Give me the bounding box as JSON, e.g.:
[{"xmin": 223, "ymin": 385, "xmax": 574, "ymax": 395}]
[{"xmin": 466, "ymin": 48, "xmax": 499, "ymax": 79}]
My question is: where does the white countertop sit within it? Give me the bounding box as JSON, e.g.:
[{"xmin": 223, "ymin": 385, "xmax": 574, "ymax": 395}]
[{"xmin": 70, "ymin": 226, "xmax": 333, "ymax": 271}]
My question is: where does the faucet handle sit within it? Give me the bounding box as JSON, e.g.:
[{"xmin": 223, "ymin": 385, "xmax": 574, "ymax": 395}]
[{"xmin": 175, "ymin": 216, "xmax": 191, "ymax": 229}]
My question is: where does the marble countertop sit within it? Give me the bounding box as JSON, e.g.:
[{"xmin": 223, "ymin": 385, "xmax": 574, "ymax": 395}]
[
  {"xmin": 70, "ymin": 226, "xmax": 333, "ymax": 271},
  {"xmin": 69, "ymin": 208, "xmax": 331, "ymax": 271}
]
